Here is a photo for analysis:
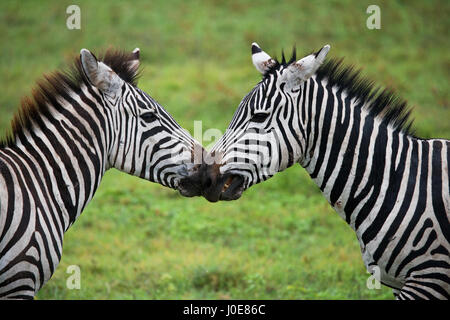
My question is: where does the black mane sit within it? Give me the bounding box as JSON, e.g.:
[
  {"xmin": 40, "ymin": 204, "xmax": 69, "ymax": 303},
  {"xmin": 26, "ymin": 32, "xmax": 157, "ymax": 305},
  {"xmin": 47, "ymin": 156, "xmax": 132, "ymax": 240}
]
[
  {"xmin": 316, "ymin": 58, "xmax": 414, "ymax": 136},
  {"xmin": 264, "ymin": 48, "xmax": 415, "ymax": 136},
  {"xmin": 0, "ymin": 48, "xmax": 141, "ymax": 147}
]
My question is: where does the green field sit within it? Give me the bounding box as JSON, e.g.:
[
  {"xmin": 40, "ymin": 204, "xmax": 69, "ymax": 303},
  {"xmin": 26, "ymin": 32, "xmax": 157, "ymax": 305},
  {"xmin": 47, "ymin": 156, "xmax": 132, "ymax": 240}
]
[{"xmin": 0, "ymin": 0, "xmax": 448, "ymax": 299}]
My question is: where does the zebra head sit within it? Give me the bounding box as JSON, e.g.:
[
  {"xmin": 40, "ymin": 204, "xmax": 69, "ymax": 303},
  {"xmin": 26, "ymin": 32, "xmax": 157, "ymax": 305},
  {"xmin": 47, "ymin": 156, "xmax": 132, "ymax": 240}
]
[
  {"xmin": 202, "ymin": 43, "xmax": 330, "ymax": 202},
  {"xmin": 80, "ymin": 48, "xmax": 204, "ymax": 197}
]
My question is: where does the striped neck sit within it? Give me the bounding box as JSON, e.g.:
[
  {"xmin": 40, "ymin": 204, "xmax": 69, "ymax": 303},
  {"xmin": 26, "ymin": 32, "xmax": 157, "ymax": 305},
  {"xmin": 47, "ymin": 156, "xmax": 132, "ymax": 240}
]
[
  {"xmin": 300, "ymin": 76, "xmax": 414, "ymax": 238},
  {"xmin": 1, "ymin": 83, "xmax": 111, "ymax": 230}
]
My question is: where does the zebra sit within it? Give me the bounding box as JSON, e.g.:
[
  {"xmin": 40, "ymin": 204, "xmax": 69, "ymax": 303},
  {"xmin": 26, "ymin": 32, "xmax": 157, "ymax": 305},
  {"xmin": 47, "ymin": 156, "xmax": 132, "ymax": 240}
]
[
  {"xmin": 201, "ymin": 42, "xmax": 450, "ymax": 299},
  {"xmin": 0, "ymin": 48, "xmax": 204, "ymax": 299}
]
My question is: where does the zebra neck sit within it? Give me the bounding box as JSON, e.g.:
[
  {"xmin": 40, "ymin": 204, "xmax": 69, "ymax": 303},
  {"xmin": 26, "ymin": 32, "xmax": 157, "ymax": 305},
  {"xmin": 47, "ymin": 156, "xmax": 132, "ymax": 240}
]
[
  {"xmin": 0, "ymin": 90, "xmax": 111, "ymax": 230},
  {"xmin": 300, "ymin": 79, "xmax": 415, "ymax": 238}
]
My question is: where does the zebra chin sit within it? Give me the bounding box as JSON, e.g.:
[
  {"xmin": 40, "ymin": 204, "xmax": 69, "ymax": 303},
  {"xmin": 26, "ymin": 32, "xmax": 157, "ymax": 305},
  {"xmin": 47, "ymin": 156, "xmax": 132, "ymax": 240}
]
[{"xmin": 177, "ymin": 178, "xmax": 202, "ymax": 197}]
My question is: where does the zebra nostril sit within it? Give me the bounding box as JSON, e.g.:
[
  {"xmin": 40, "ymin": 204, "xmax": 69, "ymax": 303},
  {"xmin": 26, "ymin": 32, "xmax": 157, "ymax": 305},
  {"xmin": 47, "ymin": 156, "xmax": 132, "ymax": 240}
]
[{"xmin": 203, "ymin": 177, "xmax": 212, "ymax": 189}]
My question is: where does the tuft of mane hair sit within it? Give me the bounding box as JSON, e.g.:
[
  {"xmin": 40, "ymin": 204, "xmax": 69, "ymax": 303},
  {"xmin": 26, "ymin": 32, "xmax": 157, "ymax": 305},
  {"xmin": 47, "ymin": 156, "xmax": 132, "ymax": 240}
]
[
  {"xmin": 264, "ymin": 47, "xmax": 415, "ymax": 137},
  {"xmin": 262, "ymin": 46, "xmax": 298, "ymax": 77},
  {"xmin": 316, "ymin": 58, "xmax": 415, "ymax": 136},
  {"xmin": 0, "ymin": 48, "xmax": 141, "ymax": 148}
]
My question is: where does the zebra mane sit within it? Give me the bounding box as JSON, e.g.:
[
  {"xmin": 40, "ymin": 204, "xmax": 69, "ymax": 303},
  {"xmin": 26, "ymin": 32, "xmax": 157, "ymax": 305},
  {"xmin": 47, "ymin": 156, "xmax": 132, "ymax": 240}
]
[
  {"xmin": 264, "ymin": 48, "xmax": 415, "ymax": 136},
  {"xmin": 315, "ymin": 58, "xmax": 414, "ymax": 136},
  {"xmin": 0, "ymin": 48, "xmax": 141, "ymax": 147}
]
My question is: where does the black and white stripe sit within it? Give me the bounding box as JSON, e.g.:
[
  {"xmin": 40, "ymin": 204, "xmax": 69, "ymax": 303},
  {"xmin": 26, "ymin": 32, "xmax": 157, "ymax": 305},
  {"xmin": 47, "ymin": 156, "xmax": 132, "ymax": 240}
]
[
  {"xmin": 0, "ymin": 48, "xmax": 202, "ymax": 299},
  {"xmin": 206, "ymin": 43, "xmax": 450, "ymax": 299}
]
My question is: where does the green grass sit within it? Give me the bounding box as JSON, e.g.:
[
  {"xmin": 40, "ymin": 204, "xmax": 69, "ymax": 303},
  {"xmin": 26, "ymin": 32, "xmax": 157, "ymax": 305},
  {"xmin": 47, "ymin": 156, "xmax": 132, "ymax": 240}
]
[{"xmin": 0, "ymin": 0, "xmax": 448, "ymax": 299}]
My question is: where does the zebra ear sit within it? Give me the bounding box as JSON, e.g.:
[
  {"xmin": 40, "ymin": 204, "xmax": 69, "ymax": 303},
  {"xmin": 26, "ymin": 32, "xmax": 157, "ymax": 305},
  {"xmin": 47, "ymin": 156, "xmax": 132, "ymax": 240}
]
[
  {"xmin": 128, "ymin": 47, "xmax": 140, "ymax": 71},
  {"xmin": 251, "ymin": 42, "xmax": 276, "ymax": 75},
  {"xmin": 80, "ymin": 49, "xmax": 99, "ymax": 84},
  {"xmin": 80, "ymin": 49, "xmax": 123, "ymax": 96},
  {"xmin": 281, "ymin": 44, "xmax": 330, "ymax": 88}
]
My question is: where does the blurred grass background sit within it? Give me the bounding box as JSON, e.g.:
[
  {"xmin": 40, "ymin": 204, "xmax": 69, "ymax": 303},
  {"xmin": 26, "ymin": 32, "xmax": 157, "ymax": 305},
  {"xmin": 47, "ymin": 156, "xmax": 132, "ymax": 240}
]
[{"xmin": 0, "ymin": 0, "xmax": 448, "ymax": 299}]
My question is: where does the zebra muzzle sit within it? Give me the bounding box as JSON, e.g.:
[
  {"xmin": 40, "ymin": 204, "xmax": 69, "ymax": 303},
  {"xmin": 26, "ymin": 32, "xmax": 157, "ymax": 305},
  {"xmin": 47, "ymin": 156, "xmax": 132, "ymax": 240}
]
[
  {"xmin": 202, "ymin": 171, "xmax": 245, "ymax": 202},
  {"xmin": 220, "ymin": 174, "xmax": 245, "ymax": 201}
]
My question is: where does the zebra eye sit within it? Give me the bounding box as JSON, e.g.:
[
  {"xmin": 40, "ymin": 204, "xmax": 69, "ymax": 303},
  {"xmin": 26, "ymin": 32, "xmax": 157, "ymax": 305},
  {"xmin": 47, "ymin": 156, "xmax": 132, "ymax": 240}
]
[
  {"xmin": 251, "ymin": 112, "xmax": 269, "ymax": 123},
  {"xmin": 140, "ymin": 112, "xmax": 157, "ymax": 123}
]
